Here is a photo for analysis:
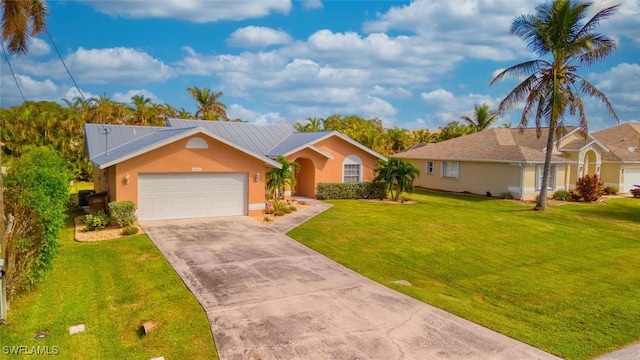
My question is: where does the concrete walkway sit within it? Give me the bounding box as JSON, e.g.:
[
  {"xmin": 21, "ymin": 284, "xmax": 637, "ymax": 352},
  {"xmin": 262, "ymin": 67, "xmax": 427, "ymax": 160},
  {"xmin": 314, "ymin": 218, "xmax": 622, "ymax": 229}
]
[{"xmin": 142, "ymin": 200, "xmax": 560, "ymax": 360}]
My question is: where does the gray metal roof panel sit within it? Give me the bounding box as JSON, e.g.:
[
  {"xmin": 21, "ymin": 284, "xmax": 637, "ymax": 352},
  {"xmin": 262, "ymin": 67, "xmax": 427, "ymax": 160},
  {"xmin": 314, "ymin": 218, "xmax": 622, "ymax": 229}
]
[
  {"xmin": 266, "ymin": 132, "xmax": 332, "ymax": 157},
  {"xmin": 167, "ymin": 119, "xmax": 294, "ymax": 154},
  {"xmin": 89, "ymin": 127, "xmax": 195, "ymax": 167},
  {"xmin": 84, "ymin": 123, "xmax": 165, "ymax": 159}
]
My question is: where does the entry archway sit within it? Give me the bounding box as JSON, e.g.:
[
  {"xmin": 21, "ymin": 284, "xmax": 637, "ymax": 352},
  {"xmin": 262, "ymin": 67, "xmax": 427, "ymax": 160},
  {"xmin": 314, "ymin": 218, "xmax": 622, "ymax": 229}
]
[{"xmin": 293, "ymin": 157, "xmax": 316, "ymax": 198}]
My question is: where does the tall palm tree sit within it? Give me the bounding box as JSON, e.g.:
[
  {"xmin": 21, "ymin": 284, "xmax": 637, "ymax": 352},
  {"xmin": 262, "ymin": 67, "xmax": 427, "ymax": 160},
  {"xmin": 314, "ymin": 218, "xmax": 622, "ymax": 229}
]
[
  {"xmin": 1, "ymin": 0, "xmax": 47, "ymax": 55},
  {"xmin": 187, "ymin": 86, "xmax": 228, "ymax": 120},
  {"xmin": 491, "ymin": 0, "xmax": 618, "ymax": 210},
  {"xmin": 460, "ymin": 103, "xmax": 499, "ymax": 132}
]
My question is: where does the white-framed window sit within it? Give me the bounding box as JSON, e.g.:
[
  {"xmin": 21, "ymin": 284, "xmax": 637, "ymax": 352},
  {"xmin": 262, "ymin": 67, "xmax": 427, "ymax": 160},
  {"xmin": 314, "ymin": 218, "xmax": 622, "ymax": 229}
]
[
  {"xmin": 442, "ymin": 161, "xmax": 459, "ymax": 179},
  {"xmin": 426, "ymin": 161, "xmax": 435, "ymax": 175},
  {"xmin": 535, "ymin": 165, "xmax": 556, "ymax": 190},
  {"xmin": 343, "ymin": 155, "xmax": 362, "ymax": 183}
]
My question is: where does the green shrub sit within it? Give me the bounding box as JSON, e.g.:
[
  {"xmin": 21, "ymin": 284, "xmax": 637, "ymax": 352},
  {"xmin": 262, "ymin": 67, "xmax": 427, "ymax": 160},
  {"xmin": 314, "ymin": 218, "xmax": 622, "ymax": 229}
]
[
  {"xmin": 274, "ymin": 210, "xmax": 285, "ymax": 216},
  {"xmin": 4, "ymin": 147, "xmax": 72, "ymax": 297},
  {"xmin": 317, "ymin": 182, "xmax": 387, "ymax": 200},
  {"xmin": 576, "ymin": 174, "xmax": 604, "ymax": 202},
  {"xmin": 265, "ymin": 207, "xmax": 275, "ymax": 214},
  {"xmin": 603, "ymin": 185, "xmax": 619, "ymax": 195},
  {"xmin": 399, "ymin": 193, "xmax": 411, "ymax": 203},
  {"xmin": 263, "ymin": 216, "xmax": 273, "ymax": 223},
  {"xmin": 283, "ymin": 207, "xmax": 293, "ymax": 214},
  {"xmin": 552, "ymin": 189, "xmax": 571, "ymax": 201},
  {"xmin": 85, "ymin": 210, "xmax": 110, "ymax": 231},
  {"xmin": 289, "ymin": 206, "xmax": 297, "ymax": 211},
  {"xmin": 499, "ymin": 191, "xmax": 514, "ymax": 199},
  {"xmin": 108, "ymin": 200, "xmax": 136, "ymax": 227},
  {"xmin": 121, "ymin": 226, "xmax": 139, "ymax": 236},
  {"xmin": 272, "ymin": 200, "xmax": 289, "ymax": 213}
]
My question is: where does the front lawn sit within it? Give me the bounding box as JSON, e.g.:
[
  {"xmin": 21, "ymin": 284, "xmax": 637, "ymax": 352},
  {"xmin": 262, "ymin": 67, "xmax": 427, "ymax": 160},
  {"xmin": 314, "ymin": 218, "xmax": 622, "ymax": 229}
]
[
  {"xmin": 288, "ymin": 190, "xmax": 640, "ymax": 360},
  {"xmin": 0, "ymin": 208, "xmax": 217, "ymax": 359}
]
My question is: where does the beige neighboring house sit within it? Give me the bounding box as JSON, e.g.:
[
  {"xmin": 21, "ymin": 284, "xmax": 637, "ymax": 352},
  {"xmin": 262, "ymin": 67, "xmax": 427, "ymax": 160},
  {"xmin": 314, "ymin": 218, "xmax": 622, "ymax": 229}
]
[{"xmin": 394, "ymin": 122, "xmax": 640, "ymax": 200}]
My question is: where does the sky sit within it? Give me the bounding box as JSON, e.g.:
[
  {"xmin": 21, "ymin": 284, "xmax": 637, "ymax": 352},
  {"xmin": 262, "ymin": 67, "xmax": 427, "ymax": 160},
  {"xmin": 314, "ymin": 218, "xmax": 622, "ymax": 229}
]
[{"xmin": 1, "ymin": 0, "xmax": 639, "ymax": 131}]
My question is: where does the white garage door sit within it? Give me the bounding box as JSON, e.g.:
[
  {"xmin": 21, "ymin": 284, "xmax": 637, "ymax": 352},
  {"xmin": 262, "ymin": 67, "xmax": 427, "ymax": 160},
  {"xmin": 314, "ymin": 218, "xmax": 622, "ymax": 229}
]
[
  {"xmin": 138, "ymin": 173, "xmax": 247, "ymax": 221},
  {"xmin": 624, "ymin": 168, "xmax": 640, "ymax": 193}
]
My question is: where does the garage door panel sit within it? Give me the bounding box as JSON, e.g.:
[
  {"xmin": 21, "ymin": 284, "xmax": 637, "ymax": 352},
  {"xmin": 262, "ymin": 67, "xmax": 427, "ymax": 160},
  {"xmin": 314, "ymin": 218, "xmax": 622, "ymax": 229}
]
[
  {"xmin": 624, "ymin": 168, "xmax": 640, "ymax": 192},
  {"xmin": 138, "ymin": 173, "xmax": 247, "ymax": 221}
]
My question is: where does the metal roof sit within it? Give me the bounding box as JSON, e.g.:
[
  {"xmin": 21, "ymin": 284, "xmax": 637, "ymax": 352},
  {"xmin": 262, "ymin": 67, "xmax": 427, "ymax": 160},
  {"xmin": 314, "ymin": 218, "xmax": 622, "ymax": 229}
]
[
  {"xmin": 167, "ymin": 119, "xmax": 295, "ymax": 155},
  {"xmin": 266, "ymin": 132, "xmax": 333, "ymax": 157},
  {"xmin": 85, "ymin": 123, "xmax": 164, "ymax": 159}
]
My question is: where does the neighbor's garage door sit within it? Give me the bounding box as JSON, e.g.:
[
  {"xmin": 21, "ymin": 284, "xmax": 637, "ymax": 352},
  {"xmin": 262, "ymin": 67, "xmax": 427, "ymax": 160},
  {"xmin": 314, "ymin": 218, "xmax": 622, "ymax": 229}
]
[
  {"xmin": 138, "ymin": 173, "xmax": 247, "ymax": 221},
  {"xmin": 624, "ymin": 168, "xmax": 640, "ymax": 193}
]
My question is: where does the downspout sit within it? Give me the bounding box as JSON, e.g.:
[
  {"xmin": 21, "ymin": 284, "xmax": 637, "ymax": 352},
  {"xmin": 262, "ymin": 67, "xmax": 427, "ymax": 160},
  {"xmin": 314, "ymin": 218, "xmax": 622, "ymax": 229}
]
[{"xmin": 519, "ymin": 163, "xmax": 525, "ymax": 201}]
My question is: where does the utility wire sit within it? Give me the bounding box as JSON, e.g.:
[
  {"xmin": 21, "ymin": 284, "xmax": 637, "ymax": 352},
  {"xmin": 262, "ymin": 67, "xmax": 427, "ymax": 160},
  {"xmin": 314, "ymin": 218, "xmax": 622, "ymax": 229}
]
[
  {"xmin": 1, "ymin": 41, "xmax": 26, "ymax": 103},
  {"xmin": 45, "ymin": 27, "xmax": 86, "ymax": 101}
]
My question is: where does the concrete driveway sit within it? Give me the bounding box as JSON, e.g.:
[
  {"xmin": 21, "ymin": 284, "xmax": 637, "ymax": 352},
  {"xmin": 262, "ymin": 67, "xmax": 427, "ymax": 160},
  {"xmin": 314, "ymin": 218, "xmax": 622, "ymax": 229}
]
[{"xmin": 142, "ymin": 216, "xmax": 559, "ymax": 360}]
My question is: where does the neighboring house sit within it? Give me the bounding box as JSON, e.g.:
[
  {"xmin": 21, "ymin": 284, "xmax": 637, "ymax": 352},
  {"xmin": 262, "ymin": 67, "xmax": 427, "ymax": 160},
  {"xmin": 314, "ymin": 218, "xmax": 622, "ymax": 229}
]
[
  {"xmin": 84, "ymin": 119, "xmax": 385, "ymax": 221},
  {"xmin": 394, "ymin": 123, "xmax": 640, "ymax": 200}
]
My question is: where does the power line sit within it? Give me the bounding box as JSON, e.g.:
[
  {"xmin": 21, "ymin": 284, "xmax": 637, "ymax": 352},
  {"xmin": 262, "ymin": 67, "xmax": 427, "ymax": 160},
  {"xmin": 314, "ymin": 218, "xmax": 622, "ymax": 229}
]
[
  {"xmin": 1, "ymin": 41, "xmax": 26, "ymax": 103},
  {"xmin": 45, "ymin": 27, "xmax": 86, "ymax": 101}
]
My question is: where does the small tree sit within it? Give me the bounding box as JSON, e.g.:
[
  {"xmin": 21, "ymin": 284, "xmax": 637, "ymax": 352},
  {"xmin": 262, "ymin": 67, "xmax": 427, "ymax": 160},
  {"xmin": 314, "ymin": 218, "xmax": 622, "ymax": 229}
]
[
  {"xmin": 575, "ymin": 174, "xmax": 604, "ymax": 202},
  {"xmin": 3, "ymin": 147, "xmax": 72, "ymax": 299},
  {"xmin": 374, "ymin": 158, "xmax": 420, "ymax": 202},
  {"xmin": 266, "ymin": 156, "xmax": 300, "ymax": 200}
]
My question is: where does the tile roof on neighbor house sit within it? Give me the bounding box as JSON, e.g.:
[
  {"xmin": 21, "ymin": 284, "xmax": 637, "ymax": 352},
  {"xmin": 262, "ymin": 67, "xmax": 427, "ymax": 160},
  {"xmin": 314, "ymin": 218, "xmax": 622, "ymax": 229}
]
[
  {"xmin": 394, "ymin": 128, "xmax": 571, "ymax": 163},
  {"xmin": 592, "ymin": 122, "xmax": 640, "ymax": 162}
]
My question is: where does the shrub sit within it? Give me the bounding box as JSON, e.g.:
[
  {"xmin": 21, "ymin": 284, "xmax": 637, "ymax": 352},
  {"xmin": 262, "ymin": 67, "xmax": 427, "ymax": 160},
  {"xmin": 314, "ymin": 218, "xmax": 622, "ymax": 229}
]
[
  {"xmin": 499, "ymin": 191, "xmax": 514, "ymax": 199},
  {"xmin": 289, "ymin": 206, "xmax": 297, "ymax": 211},
  {"xmin": 631, "ymin": 188, "xmax": 640, "ymax": 198},
  {"xmin": 263, "ymin": 216, "xmax": 273, "ymax": 223},
  {"xmin": 121, "ymin": 226, "xmax": 139, "ymax": 236},
  {"xmin": 316, "ymin": 182, "xmax": 387, "ymax": 200},
  {"xmin": 552, "ymin": 189, "xmax": 571, "ymax": 201},
  {"xmin": 575, "ymin": 174, "xmax": 604, "ymax": 202},
  {"xmin": 603, "ymin": 185, "xmax": 619, "ymax": 195},
  {"xmin": 399, "ymin": 193, "xmax": 411, "ymax": 203},
  {"xmin": 3, "ymin": 147, "xmax": 72, "ymax": 297},
  {"xmin": 272, "ymin": 200, "xmax": 289, "ymax": 213},
  {"xmin": 108, "ymin": 200, "xmax": 136, "ymax": 227},
  {"xmin": 84, "ymin": 210, "xmax": 110, "ymax": 231},
  {"xmin": 274, "ymin": 211, "xmax": 285, "ymax": 216}
]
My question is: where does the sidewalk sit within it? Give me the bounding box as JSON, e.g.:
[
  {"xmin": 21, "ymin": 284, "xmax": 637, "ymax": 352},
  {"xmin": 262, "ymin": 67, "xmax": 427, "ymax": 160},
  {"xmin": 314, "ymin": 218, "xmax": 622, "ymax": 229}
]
[{"xmin": 268, "ymin": 197, "xmax": 333, "ymax": 233}]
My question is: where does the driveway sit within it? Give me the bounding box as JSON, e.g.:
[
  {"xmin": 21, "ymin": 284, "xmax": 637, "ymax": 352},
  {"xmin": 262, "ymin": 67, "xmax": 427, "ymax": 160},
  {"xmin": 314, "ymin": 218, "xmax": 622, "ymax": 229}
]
[{"xmin": 142, "ymin": 214, "xmax": 559, "ymax": 360}]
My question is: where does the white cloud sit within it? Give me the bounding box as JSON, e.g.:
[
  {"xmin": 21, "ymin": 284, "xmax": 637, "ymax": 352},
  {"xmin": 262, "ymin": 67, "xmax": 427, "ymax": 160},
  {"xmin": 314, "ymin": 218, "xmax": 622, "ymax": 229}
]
[
  {"xmin": 29, "ymin": 38, "xmax": 51, "ymax": 56},
  {"xmin": 112, "ymin": 89, "xmax": 161, "ymax": 104},
  {"xmin": 227, "ymin": 104, "xmax": 288, "ymax": 124},
  {"xmin": 19, "ymin": 47, "xmax": 175, "ymax": 84},
  {"xmin": 302, "ymin": 0, "xmax": 323, "ymax": 10},
  {"xmin": 0, "ymin": 74, "xmax": 57, "ymax": 106},
  {"xmin": 227, "ymin": 26, "xmax": 292, "ymax": 48},
  {"xmin": 420, "ymin": 89, "xmax": 501, "ymax": 126},
  {"xmin": 370, "ymin": 85, "xmax": 412, "ymax": 98},
  {"xmin": 81, "ymin": 0, "xmax": 292, "ymax": 23}
]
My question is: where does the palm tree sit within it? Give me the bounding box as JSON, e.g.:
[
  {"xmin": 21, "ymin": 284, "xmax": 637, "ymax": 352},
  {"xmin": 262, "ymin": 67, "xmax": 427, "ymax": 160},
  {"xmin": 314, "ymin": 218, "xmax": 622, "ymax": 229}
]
[
  {"xmin": 1, "ymin": 0, "xmax": 47, "ymax": 54},
  {"xmin": 460, "ymin": 103, "xmax": 499, "ymax": 132},
  {"xmin": 374, "ymin": 158, "xmax": 420, "ymax": 202},
  {"xmin": 187, "ymin": 86, "xmax": 228, "ymax": 120},
  {"xmin": 491, "ymin": 0, "xmax": 619, "ymax": 210},
  {"xmin": 129, "ymin": 94, "xmax": 153, "ymax": 125},
  {"xmin": 266, "ymin": 156, "xmax": 300, "ymax": 200}
]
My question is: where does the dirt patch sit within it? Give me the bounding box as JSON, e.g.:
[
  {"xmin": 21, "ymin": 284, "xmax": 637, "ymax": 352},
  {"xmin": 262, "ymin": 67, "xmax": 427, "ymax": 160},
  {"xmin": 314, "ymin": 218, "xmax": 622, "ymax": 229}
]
[
  {"xmin": 74, "ymin": 216, "xmax": 142, "ymax": 242},
  {"xmin": 252, "ymin": 199, "xmax": 310, "ymax": 225}
]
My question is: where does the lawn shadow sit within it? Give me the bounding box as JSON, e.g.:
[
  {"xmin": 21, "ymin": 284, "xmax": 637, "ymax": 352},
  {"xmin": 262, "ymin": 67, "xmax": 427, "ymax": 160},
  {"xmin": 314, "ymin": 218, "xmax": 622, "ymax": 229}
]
[{"xmin": 414, "ymin": 188, "xmax": 498, "ymax": 203}]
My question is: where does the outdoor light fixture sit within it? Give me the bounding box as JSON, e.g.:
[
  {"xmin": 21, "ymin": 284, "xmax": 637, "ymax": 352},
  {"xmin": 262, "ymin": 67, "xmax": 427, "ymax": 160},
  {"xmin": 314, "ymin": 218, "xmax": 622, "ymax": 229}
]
[
  {"xmin": 124, "ymin": 173, "xmax": 130, "ymax": 185},
  {"xmin": 255, "ymin": 172, "xmax": 260, "ymax": 182}
]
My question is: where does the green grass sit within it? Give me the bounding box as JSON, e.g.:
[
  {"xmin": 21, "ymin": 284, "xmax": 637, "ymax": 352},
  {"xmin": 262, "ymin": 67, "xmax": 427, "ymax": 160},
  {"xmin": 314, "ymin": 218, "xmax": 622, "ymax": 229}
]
[
  {"xmin": 288, "ymin": 190, "xmax": 640, "ymax": 360},
  {"xmin": 0, "ymin": 209, "xmax": 217, "ymax": 359}
]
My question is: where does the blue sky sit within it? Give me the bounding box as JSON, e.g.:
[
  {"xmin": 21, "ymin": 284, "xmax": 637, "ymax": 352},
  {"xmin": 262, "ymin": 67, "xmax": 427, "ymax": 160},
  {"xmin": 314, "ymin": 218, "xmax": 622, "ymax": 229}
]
[{"xmin": 1, "ymin": 0, "xmax": 639, "ymax": 131}]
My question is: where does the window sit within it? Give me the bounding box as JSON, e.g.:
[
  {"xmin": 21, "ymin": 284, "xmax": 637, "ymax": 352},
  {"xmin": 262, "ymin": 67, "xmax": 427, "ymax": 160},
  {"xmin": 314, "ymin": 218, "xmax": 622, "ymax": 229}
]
[
  {"xmin": 186, "ymin": 137, "xmax": 208, "ymax": 149},
  {"xmin": 442, "ymin": 161, "xmax": 459, "ymax": 178},
  {"xmin": 536, "ymin": 165, "xmax": 556, "ymax": 190},
  {"xmin": 343, "ymin": 155, "xmax": 362, "ymax": 183},
  {"xmin": 426, "ymin": 161, "xmax": 435, "ymax": 175}
]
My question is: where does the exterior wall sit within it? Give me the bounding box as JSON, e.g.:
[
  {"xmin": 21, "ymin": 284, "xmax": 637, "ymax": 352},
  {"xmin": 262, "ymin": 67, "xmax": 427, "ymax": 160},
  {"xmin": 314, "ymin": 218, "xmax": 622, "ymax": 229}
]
[
  {"xmin": 600, "ymin": 163, "xmax": 622, "ymax": 189},
  {"xmin": 406, "ymin": 159, "xmax": 521, "ymax": 198},
  {"xmin": 111, "ymin": 134, "xmax": 268, "ymax": 216},
  {"xmin": 287, "ymin": 136, "xmax": 380, "ymax": 197}
]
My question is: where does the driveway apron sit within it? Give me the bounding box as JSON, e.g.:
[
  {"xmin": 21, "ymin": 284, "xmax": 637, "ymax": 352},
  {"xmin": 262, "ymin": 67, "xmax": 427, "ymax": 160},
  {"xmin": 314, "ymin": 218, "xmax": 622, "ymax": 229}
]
[{"xmin": 142, "ymin": 213, "xmax": 560, "ymax": 360}]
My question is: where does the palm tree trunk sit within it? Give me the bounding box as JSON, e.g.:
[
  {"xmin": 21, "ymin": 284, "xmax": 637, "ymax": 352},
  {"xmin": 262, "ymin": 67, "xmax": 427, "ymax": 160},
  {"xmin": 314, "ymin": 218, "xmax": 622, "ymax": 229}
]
[{"xmin": 535, "ymin": 128, "xmax": 555, "ymax": 210}]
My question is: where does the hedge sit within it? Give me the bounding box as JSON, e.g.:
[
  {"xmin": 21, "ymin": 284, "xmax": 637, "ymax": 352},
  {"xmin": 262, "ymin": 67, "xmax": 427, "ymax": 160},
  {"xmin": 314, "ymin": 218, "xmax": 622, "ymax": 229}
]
[{"xmin": 316, "ymin": 182, "xmax": 387, "ymax": 200}]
